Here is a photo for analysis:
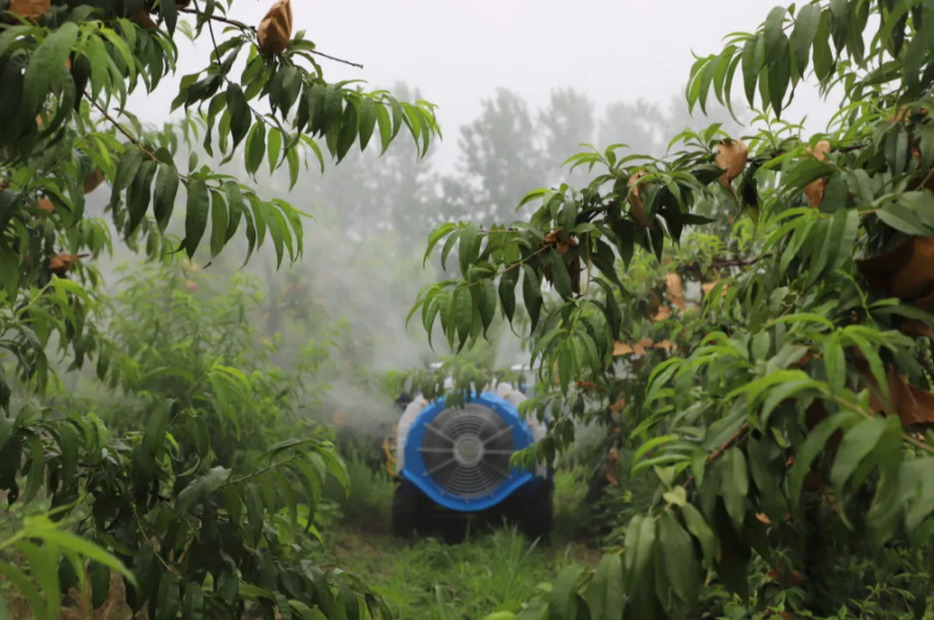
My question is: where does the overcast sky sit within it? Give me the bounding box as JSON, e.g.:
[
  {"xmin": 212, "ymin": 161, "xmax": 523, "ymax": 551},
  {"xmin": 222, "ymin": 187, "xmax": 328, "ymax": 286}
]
[{"xmin": 139, "ymin": 0, "xmax": 841, "ymax": 171}]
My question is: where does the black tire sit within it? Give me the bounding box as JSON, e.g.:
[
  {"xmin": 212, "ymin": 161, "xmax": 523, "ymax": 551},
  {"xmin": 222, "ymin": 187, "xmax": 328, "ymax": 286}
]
[
  {"xmin": 517, "ymin": 478, "xmax": 554, "ymax": 544},
  {"xmin": 391, "ymin": 480, "xmax": 424, "ymax": 538}
]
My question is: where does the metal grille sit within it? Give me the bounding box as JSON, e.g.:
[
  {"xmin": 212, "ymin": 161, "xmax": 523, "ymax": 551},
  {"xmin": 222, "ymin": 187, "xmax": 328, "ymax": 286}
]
[{"xmin": 418, "ymin": 402, "xmax": 515, "ymax": 498}]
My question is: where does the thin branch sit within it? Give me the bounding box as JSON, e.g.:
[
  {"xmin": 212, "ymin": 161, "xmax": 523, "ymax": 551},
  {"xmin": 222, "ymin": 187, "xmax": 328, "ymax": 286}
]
[
  {"xmin": 175, "ymin": 6, "xmax": 364, "ymax": 68},
  {"xmin": 711, "ymin": 253, "xmax": 772, "ymax": 268},
  {"xmin": 177, "ymin": 6, "xmax": 254, "ymax": 32},
  {"xmin": 87, "ymin": 96, "xmax": 157, "ymax": 161},
  {"xmin": 308, "ymin": 49, "xmax": 363, "ymax": 69},
  {"xmin": 679, "ymin": 422, "xmax": 750, "ymax": 493}
]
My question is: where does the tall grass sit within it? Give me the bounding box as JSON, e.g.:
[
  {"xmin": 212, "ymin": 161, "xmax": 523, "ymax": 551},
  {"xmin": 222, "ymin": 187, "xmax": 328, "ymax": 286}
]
[{"xmin": 326, "ymin": 527, "xmax": 597, "ymax": 620}]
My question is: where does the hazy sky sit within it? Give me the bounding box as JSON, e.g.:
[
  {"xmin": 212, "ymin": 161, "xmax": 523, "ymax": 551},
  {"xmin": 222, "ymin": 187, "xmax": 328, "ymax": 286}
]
[{"xmin": 142, "ymin": 0, "xmax": 840, "ymax": 170}]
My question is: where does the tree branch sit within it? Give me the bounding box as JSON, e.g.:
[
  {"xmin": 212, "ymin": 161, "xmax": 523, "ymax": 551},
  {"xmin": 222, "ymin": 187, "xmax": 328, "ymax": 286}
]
[
  {"xmin": 178, "ymin": 6, "xmax": 255, "ymax": 32},
  {"xmin": 175, "ymin": 6, "xmax": 364, "ymax": 68},
  {"xmin": 307, "ymin": 49, "xmax": 363, "ymax": 69}
]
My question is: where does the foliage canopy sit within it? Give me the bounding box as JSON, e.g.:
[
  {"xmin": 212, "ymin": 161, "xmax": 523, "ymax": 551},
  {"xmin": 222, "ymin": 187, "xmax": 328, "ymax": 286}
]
[
  {"xmin": 409, "ymin": 0, "xmax": 934, "ymax": 617},
  {"xmin": 0, "ymin": 0, "xmax": 439, "ymax": 617}
]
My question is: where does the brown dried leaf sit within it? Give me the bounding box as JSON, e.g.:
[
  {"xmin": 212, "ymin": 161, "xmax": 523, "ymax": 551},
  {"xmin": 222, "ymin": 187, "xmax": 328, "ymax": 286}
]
[
  {"xmin": 888, "ymin": 106, "xmax": 929, "ymax": 123},
  {"xmin": 715, "ymin": 138, "xmax": 748, "ymax": 187},
  {"xmin": 130, "ymin": 6, "xmax": 157, "ymax": 29},
  {"xmin": 36, "ymin": 198, "xmax": 55, "ymax": 214},
  {"xmin": 651, "ymin": 305, "xmax": 672, "ymax": 322},
  {"xmin": 7, "ymin": 0, "xmax": 50, "ymax": 20},
  {"xmin": 857, "ymin": 358, "xmax": 934, "ymax": 427},
  {"xmin": 701, "ymin": 278, "xmax": 731, "ymax": 298},
  {"xmin": 665, "ymin": 271, "xmax": 686, "ymax": 310},
  {"xmin": 802, "ymin": 140, "xmax": 832, "ymax": 208},
  {"xmin": 891, "ymin": 237, "xmax": 934, "ymax": 299},
  {"xmin": 808, "ymin": 139, "xmax": 832, "ymax": 162},
  {"xmin": 627, "ymin": 170, "xmax": 654, "ymax": 229},
  {"xmin": 804, "ymin": 179, "xmax": 826, "ymax": 207},
  {"xmin": 901, "ymin": 318, "xmax": 934, "ymax": 338},
  {"xmin": 257, "ymin": 0, "xmax": 292, "ymax": 55},
  {"xmin": 48, "ymin": 253, "xmax": 87, "ymax": 275},
  {"xmin": 766, "ymin": 564, "xmax": 804, "ymax": 587},
  {"xmin": 857, "ymin": 236, "xmax": 934, "ymax": 303},
  {"xmin": 613, "ymin": 338, "xmax": 671, "ymax": 357},
  {"xmin": 83, "ymin": 169, "xmax": 106, "ymax": 195}
]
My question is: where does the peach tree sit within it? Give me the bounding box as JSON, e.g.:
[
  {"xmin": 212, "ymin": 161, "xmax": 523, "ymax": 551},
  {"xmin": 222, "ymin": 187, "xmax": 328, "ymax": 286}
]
[
  {"xmin": 414, "ymin": 0, "xmax": 934, "ymax": 617},
  {"xmin": 0, "ymin": 0, "xmax": 438, "ymax": 617}
]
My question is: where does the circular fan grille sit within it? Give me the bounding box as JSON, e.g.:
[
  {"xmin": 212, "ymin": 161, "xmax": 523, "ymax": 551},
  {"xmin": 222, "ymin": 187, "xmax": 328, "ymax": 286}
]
[{"xmin": 419, "ymin": 402, "xmax": 515, "ymax": 498}]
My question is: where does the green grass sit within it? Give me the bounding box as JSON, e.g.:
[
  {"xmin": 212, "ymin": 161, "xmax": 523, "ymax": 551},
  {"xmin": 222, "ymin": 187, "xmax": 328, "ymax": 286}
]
[
  {"xmin": 324, "ymin": 526, "xmax": 600, "ymax": 620},
  {"xmin": 322, "ymin": 456, "xmax": 603, "ymax": 619}
]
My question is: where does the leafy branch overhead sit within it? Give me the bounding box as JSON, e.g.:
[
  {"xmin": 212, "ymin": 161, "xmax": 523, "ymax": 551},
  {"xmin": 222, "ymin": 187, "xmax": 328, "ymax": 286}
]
[{"xmin": 1, "ymin": 0, "xmax": 440, "ymax": 268}]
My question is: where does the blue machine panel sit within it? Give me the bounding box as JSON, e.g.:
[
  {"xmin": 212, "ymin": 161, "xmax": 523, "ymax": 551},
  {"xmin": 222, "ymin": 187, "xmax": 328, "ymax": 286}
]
[{"xmin": 401, "ymin": 392, "xmax": 535, "ymax": 512}]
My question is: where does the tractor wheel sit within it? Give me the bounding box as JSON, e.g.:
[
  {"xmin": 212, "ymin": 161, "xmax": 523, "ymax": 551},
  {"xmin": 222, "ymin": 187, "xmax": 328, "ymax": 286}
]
[
  {"xmin": 517, "ymin": 479, "xmax": 554, "ymax": 544},
  {"xmin": 391, "ymin": 480, "xmax": 424, "ymax": 538}
]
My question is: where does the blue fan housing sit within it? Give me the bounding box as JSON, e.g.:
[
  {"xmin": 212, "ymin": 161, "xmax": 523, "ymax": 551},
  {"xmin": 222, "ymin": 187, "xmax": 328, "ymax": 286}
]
[{"xmin": 401, "ymin": 392, "xmax": 536, "ymax": 512}]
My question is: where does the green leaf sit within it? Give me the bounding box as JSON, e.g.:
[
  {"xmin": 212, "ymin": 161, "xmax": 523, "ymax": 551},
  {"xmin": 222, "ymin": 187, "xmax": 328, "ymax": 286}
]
[
  {"xmin": 767, "ymin": 36, "xmax": 791, "ymax": 115},
  {"xmin": 658, "ymin": 510, "xmax": 700, "ymax": 610},
  {"xmin": 224, "ymin": 182, "xmax": 244, "ymax": 242},
  {"xmin": 719, "ymin": 448, "xmax": 748, "ymax": 528},
  {"xmin": 113, "ymin": 148, "xmax": 145, "ymax": 194},
  {"xmin": 789, "ymin": 411, "xmax": 861, "ymax": 515},
  {"xmin": 183, "ymin": 179, "xmax": 210, "ymax": 259},
  {"xmin": 829, "ymin": 416, "xmax": 888, "ymax": 495},
  {"xmin": 549, "ymin": 565, "xmax": 583, "ymax": 620},
  {"xmin": 209, "ymin": 190, "xmax": 229, "ymax": 258},
  {"xmin": 813, "ymin": 11, "xmax": 834, "ymax": 81},
  {"xmin": 226, "ymin": 83, "xmax": 251, "ymax": 149},
  {"xmin": 17, "ymin": 539, "xmax": 58, "ymax": 618},
  {"xmin": 266, "ymin": 127, "xmax": 283, "ymax": 173},
  {"xmin": 764, "ymin": 7, "xmax": 787, "ymax": 65},
  {"xmin": 20, "ymin": 22, "xmax": 79, "ymax": 125},
  {"xmin": 159, "ymin": 0, "xmax": 178, "ymax": 34},
  {"xmin": 741, "ymin": 36, "xmax": 760, "ymax": 106},
  {"xmin": 458, "ymin": 224, "xmax": 481, "ymax": 277},
  {"xmin": 90, "ymin": 561, "xmax": 111, "ymax": 609},
  {"xmin": 792, "ymin": 4, "xmax": 821, "ymax": 78},
  {"xmin": 680, "ymin": 503, "xmax": 718, "ymax": 569},
  {"xmin": 624, "ymin": 514, "xmax": 657, "ymax": 597},
  {"xmin": 245, "ymin": 122, "xmax": 267, "ymax": 176},
  {"xmin": 522, "ymin": 264, "xmax": 543, "ymax": 330},
  {"xmin": 126, "ymin": 159, "xmax": 156, "ymax": 237},
  {"xmin": 824, "ymin": 334, "xmax": 846, "ymax": 393},
  {"xmin": 880, "ymin": 192, "xmax": 934, "ymax": 236},
  {"xmin": 548, "ymin": 250, "xmax": 573, "ymax": 298},
  {"xmin": 23, "ymin": 434, "xmax": 44, "ymax": 504},
  {"xmin": 36, "ymin": 528, "xmax": 133, "ymax": 584},
  {"xmin": 336, "ymin": 99, "xmax": 359, "ymax": 163},
  {"xmin": 322, "ymin": 85, "xmax": 344, "ymax": 132},
  {"xmin": 0, "ymin": 561, "xmax": 44, "ymax": 618},
  {"xmin": 176, "ymin": 466, "xmax": 231, "ymax": 516},
  {"xmin": 375, "ymin": 102, "xmax": 392, "ymax": 154},
  {"xmin": 181, "ymin": 582, "xmax": 205, "ymax": 620},
  {"xmin": 476, "ymin": 278, "xmax": 497, "ymax": 335},
  {"xmin": 424, "ymin": 223, "xmax": 456, "ymax": 266},
  {"xmin": 154, "ymin": 570, "xmax": 180, "ymax": 620},
  {"xmin": 587, "ymin": 554, "xmax": 624, "ymax": 620},
  {"xmin": 153, "ymin": 162, "xmax": 180, "ymax": 231},
  {"xmin": 498, "ymin": 267, "xmax": 519, "ymax": 323},
  {"xmin": 358, "ymin": 97, "xmax": 378, "ymax": 151}
]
